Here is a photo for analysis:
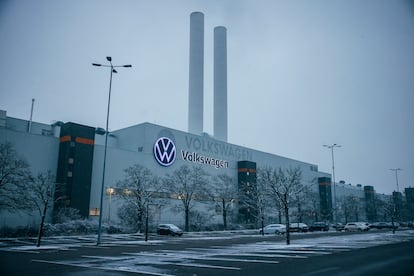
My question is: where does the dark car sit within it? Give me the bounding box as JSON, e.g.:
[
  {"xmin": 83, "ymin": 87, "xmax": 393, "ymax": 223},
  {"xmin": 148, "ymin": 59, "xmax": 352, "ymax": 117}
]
[
  {"xmin": 289, "ymin": 223, "xmax": 309, "ymax": 232},
  {"xmin": 333, "ymin": 223, "xmax": 345, "ymax": 231},
  {"xmin": 370, "ymin": 222, "xmax": 398, "ymax": 230},
  {"xmin": 309, "ymin": 222, "xmax": 329, "ymax": 232},
  {"xmin": 370, "ymin": 222, "xmax": 390, "ymax": 229},
  {"xmin": 156, "ymin": 224, "xmax": 183, "ymax": 236}
]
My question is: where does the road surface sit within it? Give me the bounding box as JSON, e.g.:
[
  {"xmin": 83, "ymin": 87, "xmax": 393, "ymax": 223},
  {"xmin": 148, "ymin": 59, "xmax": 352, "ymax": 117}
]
[{"xmin": 1, "ymin": 229, "xmax": 413, "ymax": 275}]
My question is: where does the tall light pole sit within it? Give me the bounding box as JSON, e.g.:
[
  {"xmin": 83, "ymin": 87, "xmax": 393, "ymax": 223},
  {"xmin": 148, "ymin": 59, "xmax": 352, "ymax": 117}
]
[
  {"xmin": 107, "ymin": 187, "xmax": 114, "ymax": 225},
  {"xmin": 93, "ymin": 57, "xmax": 132, "ymax": 245},
  {"xmin": 323, "ymin": 143, "xmax": 341, "ymax": 223},
  {"xmin": 389, "ymin": 168, "xmax": 402, "ymax": 192}
]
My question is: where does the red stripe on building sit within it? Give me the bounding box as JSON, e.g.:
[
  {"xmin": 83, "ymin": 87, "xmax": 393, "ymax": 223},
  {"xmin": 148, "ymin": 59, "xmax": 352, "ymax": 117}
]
[
  {"xmin": 238, "ymin": 168, "xmax": 256, "ymax": 173},
  {"xmin": 319, "ymin": 182, "xmax": 331, "ymax": 186},
  {"xmin": 60, "ymin": 135, "xmax": 71, "ymax": 143},
  {"xmin": 75, "ymin": 137, "xmax": 95, "ymax": 145}
]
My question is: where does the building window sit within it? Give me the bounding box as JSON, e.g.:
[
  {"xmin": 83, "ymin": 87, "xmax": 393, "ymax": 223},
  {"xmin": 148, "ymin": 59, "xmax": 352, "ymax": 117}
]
[
  {"xmin": 68, "ymin": 158, "xmax": 74, "ymax": 164},
  {"xmin": 90, "ymin": 208, "xmax": 100, "ymax": 216},
  {"xmin": 67, "ymin": 171, "xmax": 72, "ymax": 177}
]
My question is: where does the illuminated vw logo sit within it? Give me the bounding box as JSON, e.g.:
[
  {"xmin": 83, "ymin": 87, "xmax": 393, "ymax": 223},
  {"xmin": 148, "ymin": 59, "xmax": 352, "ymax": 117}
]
[{"xmin": 153, "ymin": 137, "xmax": 176, "ymax": 166}]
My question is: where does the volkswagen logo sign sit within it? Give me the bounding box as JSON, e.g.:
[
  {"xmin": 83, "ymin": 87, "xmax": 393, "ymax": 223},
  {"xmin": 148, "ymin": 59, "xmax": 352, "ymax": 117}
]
[{"xmin": 154, "ymin": 137, "xmax": 176, "ymax": 166}]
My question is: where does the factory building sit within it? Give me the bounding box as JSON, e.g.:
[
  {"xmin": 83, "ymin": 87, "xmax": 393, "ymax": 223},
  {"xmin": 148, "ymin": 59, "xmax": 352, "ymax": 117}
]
[
  {"xmin": 0, "ymin": 110, "xmax": 402, "ymax": 228},
  {"xmin": 1, "ymin": 112, "xmax": 327, "ymax": 228}
]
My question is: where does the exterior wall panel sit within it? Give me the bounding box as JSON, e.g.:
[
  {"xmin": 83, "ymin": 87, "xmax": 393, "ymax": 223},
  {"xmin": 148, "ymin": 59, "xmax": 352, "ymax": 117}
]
[{"xmin": 54, "ymin": 123, "xmax": 95, "ymax": 219}]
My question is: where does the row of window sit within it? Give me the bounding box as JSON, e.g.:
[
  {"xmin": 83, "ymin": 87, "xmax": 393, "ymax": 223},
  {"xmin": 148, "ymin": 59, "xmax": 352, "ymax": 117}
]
[{"xmin": 105, "ymin": 187, "xmax": 235, "ymax": 203}]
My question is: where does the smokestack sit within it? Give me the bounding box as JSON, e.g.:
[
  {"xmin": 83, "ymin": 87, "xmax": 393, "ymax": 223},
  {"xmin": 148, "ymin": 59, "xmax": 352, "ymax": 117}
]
[
  {"xmin": 214, "ymin": 26, "xmax": 227, "ymax": 142},
  {"xmin": 28, "ymin": 98, "xmax": 35, "ymax": 133},
  {"xmin": 188, "ymin": 12, "xmax": 204, "ymax": 135}
]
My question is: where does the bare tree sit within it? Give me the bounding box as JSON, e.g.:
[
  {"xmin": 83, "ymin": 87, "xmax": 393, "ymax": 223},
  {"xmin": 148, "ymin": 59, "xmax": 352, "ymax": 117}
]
[
  {"xmin": 293, "ymin": 190, "xmax": 306, "ymax": 223},
  {"xmin": 292, "ymin": 183, "xmax": 317, "ymax": 223},
  {"xmin": 307, "ymin": 191, "xmax": 321, "ymax": 223},
  {"xmin": 0, "ymin": 141, "xmax": 31, "ymax": 210},
  {"xmin": 10, "ymin": 170, "xmax": 66, "ymax": 247},
  {"xmin": 344, "ymin": 196, "xmax": 360, "ymax": 222},
  {"xmin": 267, "ymin": 166, "xmax": 304, "ymax": 245},
  {"xmin": 189, "ymin": 209, "xmax": 214, "ymax": 231},
  {"xmin": 337, "ymin": 197, "xmax": 348, "ymax": 223},
  {"xmin": 0, "ymin": 142, "xmax": 67, "ymax": 246},
  {"xmin": 116, "ymin": 164, "xmax": 161, "ymax": 233},
  {"xmin": 213, "ymin": 174, "xmax": 237, "ymax": 230},
  {"xmin": 256, "ymin": 167, "xmax": 276, "ymax": 233},
  {"xmin": 164, "ymin": 165, "xmax": 209, "ymax": 232},
  {"xmin": 117, "ymin": 201, "xmax": 140, "ymax": 231},
  {"xmin": 383, "ymin": 197, "xmax": 398, "ymax": 234},
  {"xmin": 23, "ymin": 171, "xmax": 61, "ymax": 247}
]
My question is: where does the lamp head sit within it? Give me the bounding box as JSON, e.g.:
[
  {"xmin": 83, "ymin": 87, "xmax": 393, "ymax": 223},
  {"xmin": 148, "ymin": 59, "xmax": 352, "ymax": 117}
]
[{"xmin": 106, "ymin": 56, "xmax": 112, "ymax": 62}]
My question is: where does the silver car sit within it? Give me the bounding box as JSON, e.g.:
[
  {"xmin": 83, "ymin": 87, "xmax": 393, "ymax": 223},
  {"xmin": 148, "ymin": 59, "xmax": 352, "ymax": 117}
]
[
  {"xmin": 259, "ymin": 224, "xmax": 286, "ymax": 235},
  {"xmin": 344, "ymin": 222, "xmax": 369, "ymax": 232}
]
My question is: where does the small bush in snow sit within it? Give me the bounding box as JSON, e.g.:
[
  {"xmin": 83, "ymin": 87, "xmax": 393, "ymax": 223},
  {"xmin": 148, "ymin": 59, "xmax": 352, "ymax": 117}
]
[{"xmin": 0, "ymin": 226, "xmax": 38, "ymax": 237}]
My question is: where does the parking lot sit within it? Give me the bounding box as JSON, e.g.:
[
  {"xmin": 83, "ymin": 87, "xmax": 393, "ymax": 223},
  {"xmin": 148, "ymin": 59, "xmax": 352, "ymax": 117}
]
[{"xmin": 1, "ymin": 228, "xmax": 414, "ymax": 275}]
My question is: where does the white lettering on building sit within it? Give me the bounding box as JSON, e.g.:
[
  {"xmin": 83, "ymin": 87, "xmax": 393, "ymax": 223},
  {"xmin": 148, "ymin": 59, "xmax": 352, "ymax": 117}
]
[
  {"xmin": 184, "ymin": 136, "xmax": 252, "ymax": 160},
  {"xmin": 181, "ymin": 150, "xmax": 229, "ymax": 169}
]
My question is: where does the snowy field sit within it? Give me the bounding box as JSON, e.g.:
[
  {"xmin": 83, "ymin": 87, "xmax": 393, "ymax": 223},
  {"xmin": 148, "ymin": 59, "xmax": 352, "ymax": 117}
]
[{"xmin": 1, "ymin": 230, "xmax": 414, "ymax": 275}]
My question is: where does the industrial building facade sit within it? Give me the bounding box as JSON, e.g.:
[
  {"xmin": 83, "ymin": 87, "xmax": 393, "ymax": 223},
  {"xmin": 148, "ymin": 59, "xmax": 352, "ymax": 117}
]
[
  {"xmin": 1, "ymin": 110, "xmax": 400, "ymax": 229},
  {"xmin": 0, "ymin": 111, "xmax": 326, "ymax": 227},
  {"xmin": 59, "ymin": 116, "xmax": 328, "ymax": 227}
]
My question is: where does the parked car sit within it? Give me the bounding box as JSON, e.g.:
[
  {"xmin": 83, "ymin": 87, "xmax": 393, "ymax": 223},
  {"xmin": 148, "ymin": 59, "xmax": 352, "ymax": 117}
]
[
  {"xmin": 156, "ymin": 224, "xmax": 183, "ymax": 236},
  {"xmin": 309, "ymin": 222, "xmax": 329, "ymax": 232},
  {"xmin": 333, "ymin": 223, "xmax": 345, "ymax": 231},
  {"xmin": 289, "ymin": 222, "xmax": 309, "ymax": 232},
  {"xmin": 359, "ymin": 222, "xmax": 371, "ymax": 229},
  {"xmin": 259, "ymin": 224, "xmax": 286, "ymax": 235},
  {"xmin": 344, "ymin": 222, "xmax": 370, "ymax": 232},
  {"xmin": 399, "ymin": 221, "xmax": 409, "ymax": 227},
  {"xmin": 370, "ymin": 222, "xmax": 391, "ymax": 229}
]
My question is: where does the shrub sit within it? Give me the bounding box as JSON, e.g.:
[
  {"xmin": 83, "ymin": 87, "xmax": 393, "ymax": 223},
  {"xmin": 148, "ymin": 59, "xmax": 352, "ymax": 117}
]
[
  {"xmin": 0, "ymin": 226, "xmax": 38, "ymax": 238},
  {"xmin": 1, "ymin": 220, "xmax": 125, "ymax": 238}
]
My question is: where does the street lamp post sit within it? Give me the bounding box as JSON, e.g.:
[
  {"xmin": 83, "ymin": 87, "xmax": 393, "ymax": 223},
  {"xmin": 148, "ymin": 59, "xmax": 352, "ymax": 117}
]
[
  {"xmin": 323, "ymin": 143, "xmax": 341, "ymax": 223},
  {"xmin": 107, "ymin": 187, "xmax": 114, "ymax": 225},
  {"xmin": 389, "ymin": 168, "xmax": 402, "ymax": 232},
  {"xmin": 93, "ymin": 57, "xmax": 132, "ymax": 245},
  {"xmin": 389, "ymin": 168, "xmax": 402, "ymax": 192}
]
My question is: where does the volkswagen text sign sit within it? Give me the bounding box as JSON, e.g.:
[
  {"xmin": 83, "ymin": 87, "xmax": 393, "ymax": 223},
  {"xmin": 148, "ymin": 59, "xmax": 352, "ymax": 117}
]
[{"xmin": 154, "ymin": 137, "xmax": 176, "ymax": 166}]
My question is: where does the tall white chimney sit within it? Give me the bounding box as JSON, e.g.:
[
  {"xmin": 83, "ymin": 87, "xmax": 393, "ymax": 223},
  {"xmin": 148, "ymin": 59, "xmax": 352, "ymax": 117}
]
[
  {"xmin": 28, "ymin": 98, "xmax": 35, "ymax": 133},
  {"xmin": 214, "ymin": 26, "xmax": 227, "ymax": 142},
  {"xmin": 188, "ymin": 12, "xmax": 204, "ymax": 135}
]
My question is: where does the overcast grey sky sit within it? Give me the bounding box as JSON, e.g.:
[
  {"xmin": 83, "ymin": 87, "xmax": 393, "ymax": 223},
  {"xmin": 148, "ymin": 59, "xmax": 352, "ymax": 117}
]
[{"xmin": 1, "ymin": 0, "xmax": 413, "ymax": 195}]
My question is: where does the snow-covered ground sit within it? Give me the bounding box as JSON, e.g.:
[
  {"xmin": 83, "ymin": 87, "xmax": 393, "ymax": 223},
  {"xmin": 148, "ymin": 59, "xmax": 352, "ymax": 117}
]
[{"xmin": 2, "ymin": 230, "xmax": 414, "ymax": 275}]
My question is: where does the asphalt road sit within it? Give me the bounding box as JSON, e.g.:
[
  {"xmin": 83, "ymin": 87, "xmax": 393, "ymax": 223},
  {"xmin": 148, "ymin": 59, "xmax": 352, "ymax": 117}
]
[
  {"xmin": 1, "ymin": 230, "xmax": 413, "ymax": 275},
  {"xmin": 211, "ymin": 239, "xmax": 414, "ymax": 276}
]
